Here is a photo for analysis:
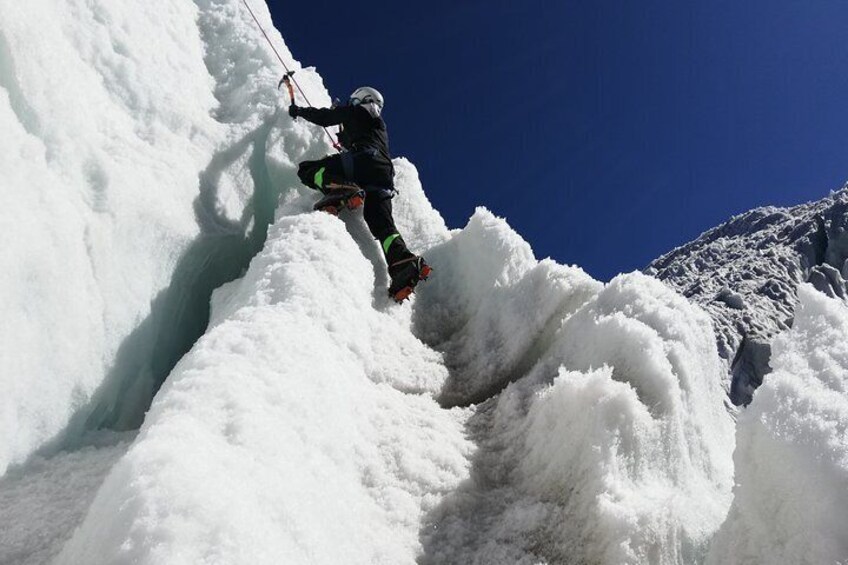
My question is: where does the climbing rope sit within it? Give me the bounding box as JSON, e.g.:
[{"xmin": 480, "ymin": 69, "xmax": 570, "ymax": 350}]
[{"xmin": 240, "ymin": 0, "xmax": 340, "ymax": 151}]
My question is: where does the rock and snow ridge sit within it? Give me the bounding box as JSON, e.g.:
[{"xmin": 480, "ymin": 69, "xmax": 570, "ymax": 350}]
[
  {"xmin": 1, "ymin": 1, "xmax": 847, "ymax": 564},
  {"xmin": 707, "ymin": 285, "xmax": 848, "ymax": 565},
  {"xmin": 646, "ymin": 188, "xmax": 848, "ymax": 404}
]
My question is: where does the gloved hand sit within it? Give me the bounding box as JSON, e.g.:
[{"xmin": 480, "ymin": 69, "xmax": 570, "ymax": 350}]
[
  {"xmin": 288, "ymin": 104, "xmax": 299, "ymax": 119},
  {"xmin": 337, "ymin": 129, "xmax": 352, "ymax": 150}
]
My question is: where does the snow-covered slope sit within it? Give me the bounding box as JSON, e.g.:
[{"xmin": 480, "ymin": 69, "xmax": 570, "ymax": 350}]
[
  {"xmin": 2, "ymin": 1, "xmax": 847, "ymax": 564},
  {"xmin": 55, "ymin": 200, "xmax": 735, "ymax": 564},
  {"xmin": 421, "ymin": 273, "xmax": 734, "ymax": 564},
  {"xmin": 646, "ymin": 189, "xmax": 848, "ymax": 404},
  {"xmin": 707, "ymin": 285, "xmax": 848, "ymax": 565},
  {"xmin": 57, "ymin": 205, "xmax": 473, "ymax": 564}
]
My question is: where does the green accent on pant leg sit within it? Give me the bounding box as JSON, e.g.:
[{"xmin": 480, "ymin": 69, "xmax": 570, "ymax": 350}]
[
  {"xmin": 382, "ymin": 233, "xmax": 400, "ymax": 255},
  {"xmin": 314, "ymin": 167, "xmax": 325, "ymax": 189}
]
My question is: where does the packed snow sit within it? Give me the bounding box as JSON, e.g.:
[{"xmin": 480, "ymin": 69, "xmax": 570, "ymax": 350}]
[
  {"xmin": 421, "ymin": 273, "xmax": 735, "ymax": 564},
  {"xmin": 0, "ymin": 434, "xmax": 132, "ymax": 565},
  {"xmin": 57, "ymin": 209, "xmax": 472, "ymax": 564},
  {"xmin": 2, "ymin": 0, "xmax": 848, "ymax": 564},
  {"xmin": 707, "ymin": 285, "xmax": 848, "ymax": 565}
]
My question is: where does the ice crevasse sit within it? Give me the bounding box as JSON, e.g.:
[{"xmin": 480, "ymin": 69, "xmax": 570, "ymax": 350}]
[{"xmin": 2, "ymin": 1, "xmax": 738, "ymax": 563}]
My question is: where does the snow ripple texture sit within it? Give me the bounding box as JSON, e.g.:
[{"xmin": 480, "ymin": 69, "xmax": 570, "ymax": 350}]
[{"xmin": 421, "ymin": 273, "xmax": 734, "ymax": 565}]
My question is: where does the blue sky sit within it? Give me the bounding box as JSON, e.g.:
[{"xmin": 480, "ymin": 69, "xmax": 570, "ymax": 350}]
[{"xmin": 270, "ymin": 0, "xmax": 848, "ymax": 281}]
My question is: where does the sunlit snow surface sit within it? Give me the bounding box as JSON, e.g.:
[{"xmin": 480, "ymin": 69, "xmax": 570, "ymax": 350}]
[
  {"xmin": 707, "ymin": 286, "xmax": 848, "ymax": 565},
  {"xmin": 55, "ymin": 202, "xmax": 735, "ymax": 564},
  {"xmin": 2, "ymin": 0, "xmax": 847, "ymax": 564},
  {"xmin": 420, "ymin": 273, "xmax": 734, "ymax": 564}
]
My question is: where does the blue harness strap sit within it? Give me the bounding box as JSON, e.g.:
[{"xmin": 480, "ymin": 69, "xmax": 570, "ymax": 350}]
[{"xmin": 366, "ymin": 186, "xmax": 396, "ymax": 199}]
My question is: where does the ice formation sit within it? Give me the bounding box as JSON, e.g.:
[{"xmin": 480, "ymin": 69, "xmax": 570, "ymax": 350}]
[
  {"xmin": 421, "ymin": 273, "xmax": 735, "ymax": 564},
  {"xmin": 57, "ymin": 210, "xmax": 472, "ymax": 564},
  {"xmin": 1, "ymin": 1, "xmax": 846, "ymax": 564},
  {"xmin": 707, "ymin": 285, "xmax": 848, "ymax": 565}
]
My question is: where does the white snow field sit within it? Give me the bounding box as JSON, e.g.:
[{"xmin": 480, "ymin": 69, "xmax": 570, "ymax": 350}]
[{"xmin": 1, "ymin": 1, "xmax": 846, "ymax": 564}]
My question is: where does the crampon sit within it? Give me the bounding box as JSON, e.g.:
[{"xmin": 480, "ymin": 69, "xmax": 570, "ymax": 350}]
[
  {"xmin": 313, "ymin": 185, "xmax": 366, "ymax": 215},
  {"xmin": 388, "ymin": 257, "xmax": 432, "ymax": 303}
]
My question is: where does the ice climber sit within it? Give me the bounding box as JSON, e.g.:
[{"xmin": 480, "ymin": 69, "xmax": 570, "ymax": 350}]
[{"xmin": 288, "ymin": 86, "xmax": 431, "ymax": 302}]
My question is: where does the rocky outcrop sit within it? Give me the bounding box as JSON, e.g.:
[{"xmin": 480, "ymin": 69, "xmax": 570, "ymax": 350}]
[{"xmin": 646, "ymin": 187, "xmax": 848, "ymax": 405}]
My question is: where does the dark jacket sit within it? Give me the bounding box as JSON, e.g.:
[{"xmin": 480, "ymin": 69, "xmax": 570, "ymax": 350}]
[{"xmin": 298, "ymin": 104, "xmax": 394, "ymax": 188}]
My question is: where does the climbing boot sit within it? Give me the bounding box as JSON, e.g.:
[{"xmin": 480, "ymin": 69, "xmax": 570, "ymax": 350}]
[
  {"xmin": 388, "ymin": 257, "xmax": 432, "ymax": 303},
  {"xmin": 313, "ymin": 185, "xmax": 366, "ymax": 215}
]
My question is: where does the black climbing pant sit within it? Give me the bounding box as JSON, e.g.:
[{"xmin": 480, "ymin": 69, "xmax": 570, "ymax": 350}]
[
  {"xmin": 362, "ymin": 193, "xmax": 416, "ymax": 272},
  {"xmin": 298, "ymin": 154, "xmax": 415, "ymax": 272}
]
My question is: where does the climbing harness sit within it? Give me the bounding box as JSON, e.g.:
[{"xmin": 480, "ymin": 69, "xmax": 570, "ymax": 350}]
[{"xmin": 240, "ymin": 0, "xmax": 340, "ymax": 151}]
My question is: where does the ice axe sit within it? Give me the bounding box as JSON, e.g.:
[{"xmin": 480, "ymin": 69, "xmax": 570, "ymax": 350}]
[
  {"xmin": 277, "ymin": 71, "xmax": 341, "ymax": 151},
  {"xmin": 278, "ymin": 71, "xmax": 296, "ymax": 105},
  {"xmin": 240, "ymin": 0, "xmax": 338, "ymax": 150}
]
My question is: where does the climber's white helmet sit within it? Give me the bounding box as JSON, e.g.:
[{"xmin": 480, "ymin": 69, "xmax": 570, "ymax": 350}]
[{"xmin": 350, "ymin": 86, "xmax": 384, "ymax": 117}]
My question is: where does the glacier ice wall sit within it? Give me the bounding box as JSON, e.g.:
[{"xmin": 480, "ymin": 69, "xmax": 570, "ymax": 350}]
[
  {"xmin": 8, "ymin": 1, "xmax": 842, "ymax": 564},
  {"xmin": 0, "ymin": 0, "xmax": 215, "ymax": 472},
  {"xmin": 57, "ymin": 199, "xmax": 736, "ymax": 564},
  {"xmin": 0, "ymin": 0, "xmax": 336, "ymax": 473}
]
